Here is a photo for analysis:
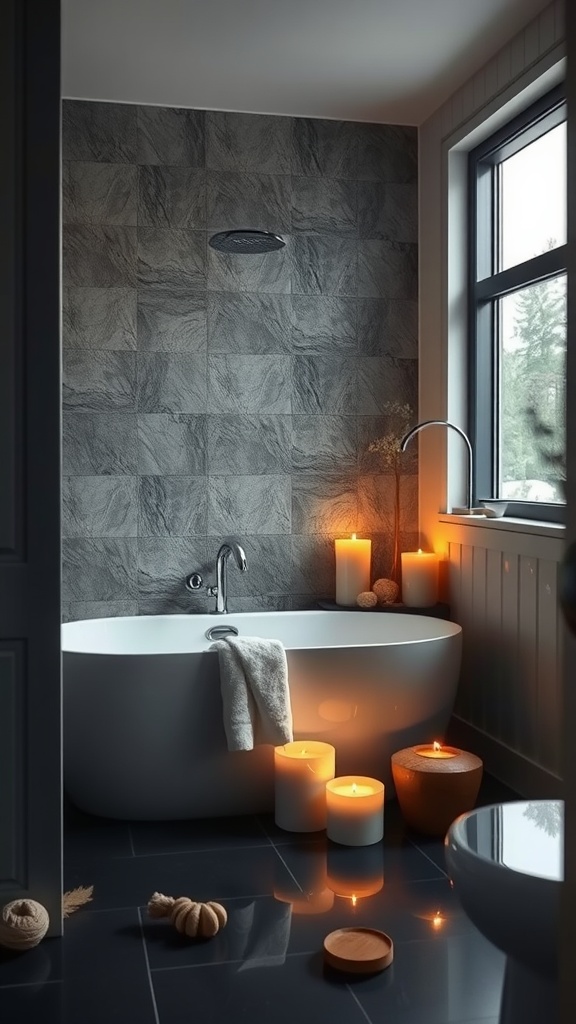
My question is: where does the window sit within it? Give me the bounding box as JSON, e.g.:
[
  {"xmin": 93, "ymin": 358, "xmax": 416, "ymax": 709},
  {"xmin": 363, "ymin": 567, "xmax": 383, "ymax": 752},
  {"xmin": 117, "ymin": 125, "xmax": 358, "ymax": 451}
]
[{"xmin": 469, "ymin": 86, "xmax": 567, "ymax": 521}]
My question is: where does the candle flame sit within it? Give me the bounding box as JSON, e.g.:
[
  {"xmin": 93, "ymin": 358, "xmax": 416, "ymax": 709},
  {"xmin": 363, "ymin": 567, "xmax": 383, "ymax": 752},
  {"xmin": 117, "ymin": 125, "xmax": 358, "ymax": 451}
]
[
  {"xmin": 351, "ymin": 895, "xmax": 357, "ymax": 907},
  {"xmin": 433, "ymin": 741, "xmax": 441, "ymax": 751},
  {"xmin": 418, "ymin": 547, "xmax": 422, "ymax": 554},
  {"xmin": 300, "ymin": 748, "xmax": 307, "ymax": 756},
  {"xmin": 351, "ymin": 533, "xmax": 357, "ymax": 540},
  {"xmin": 352, "ymin": 783, "xmax": 357, "ymax": 794},
  {"xmin": 432, "ymin": 911, "xmax": 444, "ymax": 930}
]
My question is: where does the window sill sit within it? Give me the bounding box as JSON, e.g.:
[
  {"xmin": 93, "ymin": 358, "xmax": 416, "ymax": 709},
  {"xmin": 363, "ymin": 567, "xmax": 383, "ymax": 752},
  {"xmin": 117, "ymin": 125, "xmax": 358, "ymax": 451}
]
[{"xmin": 437, "ymin": 513, "xmax": 565, "ymax": 539}]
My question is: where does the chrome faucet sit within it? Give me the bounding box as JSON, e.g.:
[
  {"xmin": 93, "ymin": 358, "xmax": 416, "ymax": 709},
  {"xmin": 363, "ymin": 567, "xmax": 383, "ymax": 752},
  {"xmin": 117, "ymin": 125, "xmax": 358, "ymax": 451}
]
[
  {"xmin": 211, "ymin": 541, "xmax": 247, "ymax": 614},
  {"xmin": 400, "ymin": 419, "xmax": 473, "ymax": 514},
  {"xmin": 185, "ymin": 541, "xmax": 248, "ymax": 613}
]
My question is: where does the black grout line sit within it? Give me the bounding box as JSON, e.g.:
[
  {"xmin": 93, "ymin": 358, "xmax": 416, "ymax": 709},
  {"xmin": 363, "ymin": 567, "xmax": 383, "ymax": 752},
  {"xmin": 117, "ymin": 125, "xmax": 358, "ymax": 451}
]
[
  {"xmin": 67, "ymin": 839, "xmax": 276, "ymax": 862},
  {"xmin": 137, "ymin": 905, "xmax": 161, "ymax": 1024},
  {"xmin": 128, "ymin": 824, "xmax": 137, "ymax": 857},
  {"xmin": 346, "ymin": 984, "xmax": 376, "ymax": 1024},
  {"xmin": 271, "ymin": 844, "xmax": 306, "ymax": 894},
  {"xmin": 254, "ymin": 814, "xmax": 277, "ymax": 842},
  {"xmin": 0, "ymin": 978, "xmax": 61, "ymax": 992},
  {"xmin": 407, "ymin": 839, "xmax": 449, "ymax": 877},
  {"xmin": 149, "ymin": 949, "xmax": 316, "ymax": 974}
]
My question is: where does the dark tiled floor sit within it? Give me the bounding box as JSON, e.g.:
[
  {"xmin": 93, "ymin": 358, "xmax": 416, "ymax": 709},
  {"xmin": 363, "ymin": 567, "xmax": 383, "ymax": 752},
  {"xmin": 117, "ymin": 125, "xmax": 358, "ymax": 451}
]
[{"xmin": 0, "ymin": 776, "xmax": 518, "ymax": 1023}]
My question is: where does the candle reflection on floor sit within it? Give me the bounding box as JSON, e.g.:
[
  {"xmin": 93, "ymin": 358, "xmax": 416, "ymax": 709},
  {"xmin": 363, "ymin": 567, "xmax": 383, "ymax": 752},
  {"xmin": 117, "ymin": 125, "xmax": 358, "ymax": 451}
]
[
  {"xmin": 326, "ymin": 842, "xmax": 384, "ymax": 902},
  {"xmin": 273, "ymin": 840, "xmax": 335, "ymax": 915}
]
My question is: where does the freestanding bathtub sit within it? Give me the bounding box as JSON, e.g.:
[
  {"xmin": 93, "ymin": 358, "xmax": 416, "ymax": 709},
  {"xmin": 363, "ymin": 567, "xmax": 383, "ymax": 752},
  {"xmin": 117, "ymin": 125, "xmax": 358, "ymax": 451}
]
[{"xmin": 62, "ymin": 611, "xmax": 462, "ymax": 820}]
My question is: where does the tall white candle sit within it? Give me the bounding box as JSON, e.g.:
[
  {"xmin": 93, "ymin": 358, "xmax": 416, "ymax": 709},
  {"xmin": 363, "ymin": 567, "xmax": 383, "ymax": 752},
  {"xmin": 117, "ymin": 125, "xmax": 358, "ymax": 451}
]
[
  {"xmin": 401, "ymin": 549, "xmax": 438, "ymax": 607},
  {"xmin": 326, "ymin": 776, "xmax": 385, "ymax": 846},
  {"xmin": 335, "ymin": 535, "xmax": 371, "ymax": 606},
  {"xmin": 274, "ymin": 741, "xmax": 335, "ymax": 832}
]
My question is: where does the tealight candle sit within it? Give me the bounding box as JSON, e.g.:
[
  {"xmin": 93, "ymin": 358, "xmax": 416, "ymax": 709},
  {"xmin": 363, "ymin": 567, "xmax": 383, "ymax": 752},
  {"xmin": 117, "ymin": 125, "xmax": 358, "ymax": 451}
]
[
  {"xmin": 401, "ymin": 549, "xmax": 438, "ymax": 607},
  {"xmin": 326, "ymin": 776, "xmax": 384, "ymax": 846},
  {"xmin": 274, "ymin": 741, "xmax": 335, "ymax": 832},
  {"xmin": 416, "ymin": 741, "xmax": 457, "ymax": 759},
  {"xmin": 335, "ymin": 535, "xmax": 371, "ymax": 606}
]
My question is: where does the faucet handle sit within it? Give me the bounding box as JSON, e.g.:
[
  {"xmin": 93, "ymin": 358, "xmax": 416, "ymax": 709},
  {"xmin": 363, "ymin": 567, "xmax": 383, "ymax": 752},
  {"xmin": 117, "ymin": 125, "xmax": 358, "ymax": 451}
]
[{"xmin": 185, "ymin": 572, "xmax": 204, "ymax": 591}]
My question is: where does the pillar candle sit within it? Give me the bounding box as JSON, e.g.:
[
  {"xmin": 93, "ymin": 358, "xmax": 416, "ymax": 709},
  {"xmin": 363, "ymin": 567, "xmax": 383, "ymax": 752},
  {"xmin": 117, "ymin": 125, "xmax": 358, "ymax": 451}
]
[
  {"xmin": 326, "ymin": 776, "xmax": 384, "ymax": 846},
  {"xmin": 401, "ymin": 549, "xmax": 438, "ymax": 607},
  {"xmin": 274, "ymin": 741, "xmax": 335, "ymax": 832},
  {"xmin": 335, "ymin": 535, "xmax": 371, "ymax": 606}
]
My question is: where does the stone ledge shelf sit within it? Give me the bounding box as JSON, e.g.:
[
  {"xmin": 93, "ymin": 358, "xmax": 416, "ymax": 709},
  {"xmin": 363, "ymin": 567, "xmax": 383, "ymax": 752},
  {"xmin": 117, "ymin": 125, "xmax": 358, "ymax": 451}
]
[{"xmin": 317, "ymin": 600, "xmax": 451, "ymax": 619}]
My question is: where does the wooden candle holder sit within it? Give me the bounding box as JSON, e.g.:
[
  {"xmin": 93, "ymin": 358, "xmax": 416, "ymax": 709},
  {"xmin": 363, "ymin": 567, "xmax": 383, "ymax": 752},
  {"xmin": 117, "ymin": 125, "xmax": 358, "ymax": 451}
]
[{"xmin": 391, "ymin": 745, "xmax": 483, "ymax": 837}]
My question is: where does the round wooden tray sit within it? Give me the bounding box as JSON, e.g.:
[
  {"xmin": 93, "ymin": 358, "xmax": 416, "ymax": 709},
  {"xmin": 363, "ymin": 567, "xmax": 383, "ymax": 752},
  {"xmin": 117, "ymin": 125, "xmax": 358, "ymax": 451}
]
[{"xmin": 323, "ymin": 927, "xmax": 394, "ymax": 973}]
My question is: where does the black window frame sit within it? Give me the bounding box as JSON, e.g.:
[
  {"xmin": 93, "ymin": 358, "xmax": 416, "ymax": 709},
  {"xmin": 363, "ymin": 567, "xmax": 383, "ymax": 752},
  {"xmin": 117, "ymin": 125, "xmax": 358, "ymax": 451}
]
[{"xmin": 469, "ymin": 84, "xmax": 567, "ymax": 523}]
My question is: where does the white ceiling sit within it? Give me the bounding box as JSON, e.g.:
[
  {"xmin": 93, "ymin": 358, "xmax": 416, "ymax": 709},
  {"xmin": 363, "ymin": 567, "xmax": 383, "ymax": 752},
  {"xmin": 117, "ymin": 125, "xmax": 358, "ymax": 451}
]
[{"xmin": 61, "ymin": 0, "xmax": 553, "ymax": 125}]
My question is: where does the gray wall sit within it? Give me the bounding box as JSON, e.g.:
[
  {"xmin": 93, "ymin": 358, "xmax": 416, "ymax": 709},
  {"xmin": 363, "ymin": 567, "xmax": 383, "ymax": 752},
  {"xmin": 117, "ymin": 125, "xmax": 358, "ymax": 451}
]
[{"xmin": 61, "ymin": 101, "xmax": 418, "ymax": 619}]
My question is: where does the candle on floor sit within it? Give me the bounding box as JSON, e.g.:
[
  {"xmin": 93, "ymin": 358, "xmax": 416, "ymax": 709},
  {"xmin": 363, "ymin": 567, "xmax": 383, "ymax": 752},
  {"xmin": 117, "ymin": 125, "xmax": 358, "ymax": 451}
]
[
  {"xmin": 326, "ymin": 776, "xmax": 384, "ymax": 846},
  {"xmin": 274, "ymin": 741, "xmax": 335, "ymax": 832},
  {"xmin": 401, "ymin": 549, "xmax": 438, "ymax": 607},
  {"xmin": 335, "ymin": 535, "xmax": 372, "ymax": 606},
  {"xmin": 391, "ymin": 743, "xmax": 483, "ymax": 836}
]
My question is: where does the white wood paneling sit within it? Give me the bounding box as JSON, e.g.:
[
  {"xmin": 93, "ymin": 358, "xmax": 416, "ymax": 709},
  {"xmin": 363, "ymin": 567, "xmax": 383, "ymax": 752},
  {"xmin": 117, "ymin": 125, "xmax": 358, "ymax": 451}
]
[
  {"xmin": 444, "ymin": 529, "xmax": 563, "ymax": 779},
  {"xmin": 484, "ymin": 547, "xmax": 503, "ymax": 738}
]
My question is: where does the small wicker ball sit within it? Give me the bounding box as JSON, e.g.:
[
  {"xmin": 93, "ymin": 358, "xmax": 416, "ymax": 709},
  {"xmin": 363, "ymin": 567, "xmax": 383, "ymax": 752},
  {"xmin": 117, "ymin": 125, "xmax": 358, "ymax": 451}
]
[
  {"xmin": 357, "ymin": 591, "xmax": 378, "ymax": 609},
  {"xmin": 148, "ymin": 892, "xmax": 227, "ymax": 938},
  {"xmin": 372, "ymin": 578, "xmax": 399, "ymax": 605},
  {"xmin": 0, "ymin": 899, "xmax": 49, "ymax": 951}
]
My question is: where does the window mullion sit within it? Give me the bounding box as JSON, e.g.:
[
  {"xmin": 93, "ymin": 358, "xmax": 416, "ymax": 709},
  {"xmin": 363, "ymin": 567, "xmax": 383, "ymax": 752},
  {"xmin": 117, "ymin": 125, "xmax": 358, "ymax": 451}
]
[{"xmin": 476, "ymin": 244, "xmax": 568, "ymax": 303}]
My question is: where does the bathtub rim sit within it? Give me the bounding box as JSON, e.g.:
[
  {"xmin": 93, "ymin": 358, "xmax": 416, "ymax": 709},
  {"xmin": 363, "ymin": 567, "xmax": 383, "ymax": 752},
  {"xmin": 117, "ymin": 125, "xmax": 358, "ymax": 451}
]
[{"xmin": 62, "ymin": 610, "xmax": 462, "ymax": 657}]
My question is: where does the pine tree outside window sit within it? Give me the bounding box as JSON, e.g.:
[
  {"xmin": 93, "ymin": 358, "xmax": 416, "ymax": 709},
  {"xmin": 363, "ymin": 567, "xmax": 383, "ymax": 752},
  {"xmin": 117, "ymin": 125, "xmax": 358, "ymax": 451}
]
[{"xmin": 469, "ymin": 85, "xmax": 567, "ymax": 522}]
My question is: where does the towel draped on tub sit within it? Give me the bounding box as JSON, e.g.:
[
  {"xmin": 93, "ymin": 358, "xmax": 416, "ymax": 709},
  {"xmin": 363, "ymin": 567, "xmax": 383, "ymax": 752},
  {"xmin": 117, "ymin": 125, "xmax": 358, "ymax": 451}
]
[{"xmin": 210, "ymin": 636, "xmax": 294, "ymax": 752}]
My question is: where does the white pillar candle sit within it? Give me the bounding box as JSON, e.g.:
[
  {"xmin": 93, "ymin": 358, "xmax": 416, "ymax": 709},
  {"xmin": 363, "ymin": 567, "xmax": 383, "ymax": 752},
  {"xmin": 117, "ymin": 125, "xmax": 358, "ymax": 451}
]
[
  {"xmin": 274, "ymin": 741, "xmax": 335, "ymax": 832},
  {"xmin": 401, "ymin": 549, "xmax": 439, "ymax": 607},
  {"xmin": 335, "ymin": 535, "xmax": 371, "ymax": 606},
  {"xmin": 326, "ymin": 776, "xmax": 385, "ymax": 846}
]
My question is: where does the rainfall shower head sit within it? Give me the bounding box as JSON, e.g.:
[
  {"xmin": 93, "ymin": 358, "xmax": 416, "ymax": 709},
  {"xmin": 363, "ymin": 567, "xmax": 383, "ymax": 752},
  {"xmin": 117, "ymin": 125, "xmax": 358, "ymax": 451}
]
[{"xmin": 208, "ymin": 230, "xmax": 286, "ymax": 254}]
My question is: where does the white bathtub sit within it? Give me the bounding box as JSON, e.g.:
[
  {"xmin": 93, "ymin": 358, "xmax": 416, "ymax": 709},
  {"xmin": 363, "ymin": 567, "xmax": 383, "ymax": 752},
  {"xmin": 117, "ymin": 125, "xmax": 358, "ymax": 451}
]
[{"xmin": 62, "ymin": 611, "xmax": 462, "ymax": 820}]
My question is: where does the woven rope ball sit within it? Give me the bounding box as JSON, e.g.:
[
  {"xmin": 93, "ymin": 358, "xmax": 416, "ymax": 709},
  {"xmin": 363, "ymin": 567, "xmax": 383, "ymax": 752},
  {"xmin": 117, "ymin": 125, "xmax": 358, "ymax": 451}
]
[
  {"xmin": 372, "ymin": 578, "xmax": 399, "ymax": 605},
  {"xmin": 148, "ymin": 892, "xmax": 227, "ymax": 938},
  {"xmin": 0, "ymin": 899, "xmax": 49, "ymax": 951}
]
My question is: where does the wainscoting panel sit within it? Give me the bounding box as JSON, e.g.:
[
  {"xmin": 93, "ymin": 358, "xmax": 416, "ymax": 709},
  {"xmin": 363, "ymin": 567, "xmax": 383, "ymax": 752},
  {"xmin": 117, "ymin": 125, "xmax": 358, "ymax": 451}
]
[{"xmin": 441, "ymin": 522, "xmax": 564, "ymax": 787}]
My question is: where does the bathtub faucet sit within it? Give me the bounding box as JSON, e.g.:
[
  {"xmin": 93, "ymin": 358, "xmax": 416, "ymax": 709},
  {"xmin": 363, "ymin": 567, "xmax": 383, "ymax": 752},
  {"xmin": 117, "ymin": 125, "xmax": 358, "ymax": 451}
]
[
  {"xmin": 185, "ymin": 541, "xmax": 247, "ymax": 613},
  {"xmin": 212, "ymin": 541, "xmax": 247, "ymax": 614},
  {"xmin": 400, "ymin": 419, "xmax": 474, "ymax": 515}
]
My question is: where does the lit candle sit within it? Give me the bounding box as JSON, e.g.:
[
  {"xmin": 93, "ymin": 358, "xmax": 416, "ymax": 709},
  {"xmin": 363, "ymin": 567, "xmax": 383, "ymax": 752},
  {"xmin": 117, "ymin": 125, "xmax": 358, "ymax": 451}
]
[
  {"xmin": 274, "ymin": 741, "xmax": 335, "ymax": 832},
  {"xmin": 335, "ymin": 535, "xmax": 372, "ymax": 606},
  {"xmin": 416, "ymin": 741, "xmax": 458, "ymax": 760},
  {"xmin": 326, "ymin": 776, "xmax": 384, "ymax": 846},
  {"xmin": 391, "ymin": 744, "xmax": 483, "ymax": 836},
  {"xmin": 401, "ymin": 549, "xmax": 438, "ymax": 607}
]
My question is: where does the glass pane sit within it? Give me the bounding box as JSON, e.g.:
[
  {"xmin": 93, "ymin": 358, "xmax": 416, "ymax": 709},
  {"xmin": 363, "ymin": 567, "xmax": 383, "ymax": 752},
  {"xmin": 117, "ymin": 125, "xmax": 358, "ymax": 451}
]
[
  {"xmin": 499, "ymin": 275, "xmax": 566, "ymax": 502},
  {"xmin": 500, "ymin": 122, "xmax": 566, "ymax": 271}
]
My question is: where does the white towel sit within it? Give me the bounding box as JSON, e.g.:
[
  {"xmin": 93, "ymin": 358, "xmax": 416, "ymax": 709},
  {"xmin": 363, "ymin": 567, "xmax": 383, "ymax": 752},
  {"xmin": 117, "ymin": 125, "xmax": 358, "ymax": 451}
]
[{"xmin": 211, "ymin": 636, "xmax": 293, "ymax": 752}]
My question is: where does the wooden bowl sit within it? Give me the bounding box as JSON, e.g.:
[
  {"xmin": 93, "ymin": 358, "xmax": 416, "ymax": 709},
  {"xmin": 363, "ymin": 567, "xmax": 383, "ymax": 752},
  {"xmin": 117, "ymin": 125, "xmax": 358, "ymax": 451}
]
[{"xmin": 323, "ymin": 927, "xmax": 393, "ymax": 973}]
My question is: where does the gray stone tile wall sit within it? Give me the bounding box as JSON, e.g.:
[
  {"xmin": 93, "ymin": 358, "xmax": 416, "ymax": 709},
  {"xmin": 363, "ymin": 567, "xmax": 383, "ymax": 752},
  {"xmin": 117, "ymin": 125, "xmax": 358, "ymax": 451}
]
[{"xmin": 61, "ymin": 101, "xmax": 418, "ymax": 621}]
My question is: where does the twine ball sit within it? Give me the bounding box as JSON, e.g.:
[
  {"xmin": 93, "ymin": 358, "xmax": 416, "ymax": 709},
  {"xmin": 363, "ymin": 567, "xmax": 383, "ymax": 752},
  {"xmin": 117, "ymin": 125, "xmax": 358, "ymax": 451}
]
[
  {"xmin": 148, "ymin": 892, "xmax": 227, "ymax": 938},
  {"xmin": 357, "ymin": 591, "xmax": 377, "ymax": 609},
  {"xmin": 372, "ymin": 578, "xmax": 399, "ymax": 605},
  {"xmin": 0, "ymin": 899, "xmax": 49, "ymax": 951}
]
